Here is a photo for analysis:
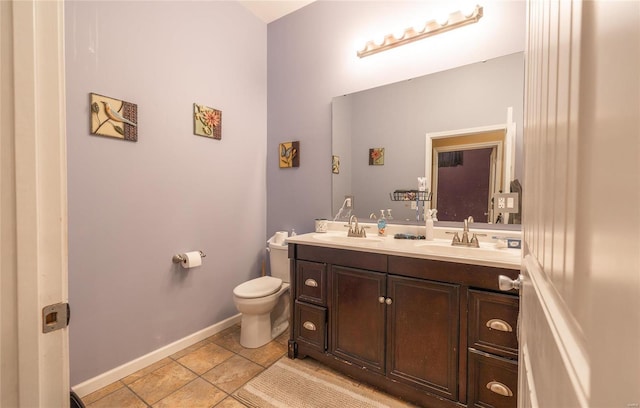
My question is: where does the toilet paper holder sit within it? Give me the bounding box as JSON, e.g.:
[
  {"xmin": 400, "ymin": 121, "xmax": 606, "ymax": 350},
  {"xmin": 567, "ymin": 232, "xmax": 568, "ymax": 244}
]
[{"xmin": 172, "ymin": 251, "xmax": 206, "ymax": 264}]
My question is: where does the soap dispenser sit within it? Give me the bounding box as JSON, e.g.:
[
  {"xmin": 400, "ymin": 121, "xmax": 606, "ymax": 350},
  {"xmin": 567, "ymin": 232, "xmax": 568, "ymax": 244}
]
[
  {"xmin": 425, "ymin": 209, "xmax": 435, "ymax": 241},
  {"xmin": 377, "ymin": 210, "xmax": 387, "ymax": 237}
]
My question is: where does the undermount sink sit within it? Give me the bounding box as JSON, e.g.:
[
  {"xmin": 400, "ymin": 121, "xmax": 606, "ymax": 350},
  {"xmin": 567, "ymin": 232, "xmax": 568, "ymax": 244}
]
[
  {"xmin": 414, "ymin": 239, "xmax": 520, "ymax": 259},
  {"xmin": 312, "ymin": 232, "xmax": 383, "ymax": 244}
]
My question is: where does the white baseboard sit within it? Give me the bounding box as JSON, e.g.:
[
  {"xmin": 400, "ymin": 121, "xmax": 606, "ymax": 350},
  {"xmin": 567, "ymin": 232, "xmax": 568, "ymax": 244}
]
[{"xmin": 71, "ymin": 313, "xmax": 242, "ymax": 398}]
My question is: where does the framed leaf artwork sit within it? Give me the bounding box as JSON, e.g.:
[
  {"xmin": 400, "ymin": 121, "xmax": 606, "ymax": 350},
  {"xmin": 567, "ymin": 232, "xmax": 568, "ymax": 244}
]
[
  {"xmin": 279, "ymin": 141, "xmax": 300, "ymax": 168},
  {"xmin": 332, "ymin": 155, "xmax": 340, "ymax": 174}
]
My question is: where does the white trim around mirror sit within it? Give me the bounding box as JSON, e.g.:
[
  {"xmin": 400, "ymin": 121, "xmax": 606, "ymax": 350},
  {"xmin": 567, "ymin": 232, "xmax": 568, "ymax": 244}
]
[{"xmin": 425, "ymin": 107, "xmax": 516, "ymax": 222}]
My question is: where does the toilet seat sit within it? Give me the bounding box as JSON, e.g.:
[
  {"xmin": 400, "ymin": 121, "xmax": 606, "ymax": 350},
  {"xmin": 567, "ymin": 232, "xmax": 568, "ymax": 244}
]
[{"xmin": 234, "ymin": 276, "xmax": 282, "ymax": 299}]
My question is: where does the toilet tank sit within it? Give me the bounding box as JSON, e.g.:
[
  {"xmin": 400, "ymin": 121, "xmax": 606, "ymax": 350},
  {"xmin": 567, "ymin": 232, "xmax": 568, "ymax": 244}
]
[{"xmin": 269, "ymin": 243, "xmax": 290, "ymax": 283}]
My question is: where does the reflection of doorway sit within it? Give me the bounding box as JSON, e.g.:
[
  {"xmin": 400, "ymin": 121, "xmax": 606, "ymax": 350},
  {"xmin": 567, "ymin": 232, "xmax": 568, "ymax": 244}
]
[
  {"xmin": 436, "ymin": 148, "xmax": 495, "ymax": 221},
  {"xmin": 430, "ymin": 129, "xmax": 505, "ymax": 223}
]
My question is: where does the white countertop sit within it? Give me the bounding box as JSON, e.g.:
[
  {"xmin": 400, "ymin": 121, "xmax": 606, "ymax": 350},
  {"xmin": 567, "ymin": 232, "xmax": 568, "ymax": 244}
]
[{"xmin": 285, "ymin": 224, "xmax": 522, "ymax": 270}]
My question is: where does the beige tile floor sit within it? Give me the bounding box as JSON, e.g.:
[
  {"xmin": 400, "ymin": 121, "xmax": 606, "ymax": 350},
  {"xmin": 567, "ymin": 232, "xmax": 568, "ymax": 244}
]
[{"xmin": 81, "ymin": 324, "xmax": 289, "ymax": 407}]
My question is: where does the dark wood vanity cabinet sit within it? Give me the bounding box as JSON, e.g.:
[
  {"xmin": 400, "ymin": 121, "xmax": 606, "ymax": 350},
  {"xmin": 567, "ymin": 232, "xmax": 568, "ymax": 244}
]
[{"xmin": 288, "ymin": 244, "xmax": 520, "ymax": 408}]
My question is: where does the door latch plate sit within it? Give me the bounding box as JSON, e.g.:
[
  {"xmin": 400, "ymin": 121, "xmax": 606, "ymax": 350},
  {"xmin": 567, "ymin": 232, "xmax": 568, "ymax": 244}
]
[{"xmin": 42, "ymin": 302, "xmax": 69, "ymax": 333}]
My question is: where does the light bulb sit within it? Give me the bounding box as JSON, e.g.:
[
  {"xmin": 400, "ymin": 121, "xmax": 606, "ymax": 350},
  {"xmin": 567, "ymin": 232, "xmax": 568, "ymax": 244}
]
[
  {"xmin": 374, "ymin": 35, "xmax": 386, "ymax": 46},
  {"xmin": 393, "ymin": 28, "xmax": 406, "ymax": 40},
  {"xmin": 448, "ymin": 10, "xmax": 464, "ymax": 24},
  {"xmin": 436, "ymin": 12, "xmax": 450, "ymax": 26},
  {"xmin": 462, "ymin": 3, "xmax": 478, "ymax": 17}
]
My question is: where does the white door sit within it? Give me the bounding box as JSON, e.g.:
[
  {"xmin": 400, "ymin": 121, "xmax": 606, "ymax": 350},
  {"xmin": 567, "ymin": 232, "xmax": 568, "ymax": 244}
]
[
  {"xmin": 520, "ymin": 1, "xmax": 640, "ymax": 407},
  {"xmin": 0, "ymin": 1, "xmax": 69, "ymax": 407}
]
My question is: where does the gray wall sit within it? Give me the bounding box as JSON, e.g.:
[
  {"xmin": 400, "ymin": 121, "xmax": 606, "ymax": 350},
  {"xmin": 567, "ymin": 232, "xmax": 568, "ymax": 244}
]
[
  {"xmin": 66, "ymin": 1, "xmax": 266, "ymax": 384},
  {"xmin": 267, "ymin": 1, "xmax": 526, "ymax": 235}
]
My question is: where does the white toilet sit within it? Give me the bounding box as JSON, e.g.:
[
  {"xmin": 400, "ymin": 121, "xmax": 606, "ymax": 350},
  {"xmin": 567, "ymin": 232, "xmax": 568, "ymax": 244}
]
[{"xmin": 233, "ymin": 242, "xmax": 290, "ymax": 348}]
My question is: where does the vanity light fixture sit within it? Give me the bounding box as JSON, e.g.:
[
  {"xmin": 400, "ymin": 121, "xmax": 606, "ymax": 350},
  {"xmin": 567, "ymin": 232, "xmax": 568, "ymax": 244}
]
[{"xmin": 357, "ymin": 5, "xmax": 483, "ymax": 58}]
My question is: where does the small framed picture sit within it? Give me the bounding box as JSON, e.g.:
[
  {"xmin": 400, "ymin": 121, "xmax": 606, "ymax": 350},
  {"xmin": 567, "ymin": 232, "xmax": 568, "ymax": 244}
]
[
  {"xmin": 90, "ymin": 93, "xmax": 138, "ymax": 142},
  {"xmin": 279, "ymin": 141, "xmax": 300, "ymax": 168},
  {"xmin": 193, "ymin": 103, "xmax": 222, "ymax": 140},
  {"xmin": 369, "ymin": 148, "xmax": 384, "ymax": 165}
]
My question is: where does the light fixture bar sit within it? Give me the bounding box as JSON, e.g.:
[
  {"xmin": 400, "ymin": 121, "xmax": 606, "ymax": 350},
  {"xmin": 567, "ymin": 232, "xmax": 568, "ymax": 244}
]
[{"xmin": 357, "ymin": 5, "xmax": 483, "ymax": 58}]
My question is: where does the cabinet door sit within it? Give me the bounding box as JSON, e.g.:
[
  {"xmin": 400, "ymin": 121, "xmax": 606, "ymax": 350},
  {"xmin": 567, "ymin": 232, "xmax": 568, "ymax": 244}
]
[
  {"xmin": 386, "ymin": 275, "xmax": 460, "ymax": 401},
  {"xmin": 331, "ymin": 266, "xmax": 386, "ymax": 374}
]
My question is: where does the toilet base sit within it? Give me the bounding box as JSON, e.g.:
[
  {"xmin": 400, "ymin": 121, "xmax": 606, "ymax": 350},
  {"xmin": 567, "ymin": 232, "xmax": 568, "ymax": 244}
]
[
  {"xmin": 271, "ymin": 319, "xmax": 289, "ymax": 340},
  {"xmin": 235, "ymin": 283, "xmax": 290, "ymax": 349},
  {"xmin": 239, "ymin": 314, "xmax": 290, "ymax": 349},
  {"xmin": 240, "ymin": 312, "xmax": 272, "ymax": 349}
]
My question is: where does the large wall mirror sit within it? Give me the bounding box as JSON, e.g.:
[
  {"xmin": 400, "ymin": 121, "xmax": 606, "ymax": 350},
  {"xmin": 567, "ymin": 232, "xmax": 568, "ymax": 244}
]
[{"xmin": 332, "ymin": 52, "xmax": 524, "ymax": 227}]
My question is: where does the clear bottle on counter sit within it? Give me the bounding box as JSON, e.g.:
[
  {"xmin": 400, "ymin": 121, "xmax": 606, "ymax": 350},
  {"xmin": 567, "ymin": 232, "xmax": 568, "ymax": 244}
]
[
  {"xmin": 425, "ymin": 209, "xmax": 434, "ymax": 241},
  {"xmin": 377, "ymin": 210, "xmax": 387, "ymax": 236}
]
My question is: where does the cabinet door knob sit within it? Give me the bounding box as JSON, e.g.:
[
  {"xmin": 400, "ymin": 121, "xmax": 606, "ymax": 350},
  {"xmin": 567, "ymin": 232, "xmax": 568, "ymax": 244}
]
[
  {"xmin": 378, "ymin": 296, "xmax": 385, "ymax": 303},
  {"xmin": 304, "ymin": 278, "xmax": 318, "ymax": 287},
  {"xmin": 486, "ymin": 318, "xmax": 513, "ymax": 332},
  {"xmin": 385, "ymin": 298, "xmax": 393, "ymax": 305},
  {"xmin": 498, "ymin": 274, "xmax": 522, "ymax": 291},
  {"xmin": 486, "ymin": 381, "xmax": 513, "ymax": 397},
  {"xmin": 303, "ymin": 321, "xmax": 317, "ymax": 331}
]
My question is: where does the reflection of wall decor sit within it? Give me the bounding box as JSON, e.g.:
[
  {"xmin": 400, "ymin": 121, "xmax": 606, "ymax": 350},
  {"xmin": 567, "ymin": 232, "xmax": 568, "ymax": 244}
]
[
  {"xmin": 193, "ymin": 103, "xmax": 222, "ymax": 139},
  {"xmin": 332, "ymin": 155, "xmax": 340, "ymax": 174},
  {"xmin": 90, "ymin": 93, "xmax": 138, "ymax": 142},
  {"xmin": 369, "ymin": 148, "xmax": 384, "ymax": 165},
  {"xmin": 279, "ymin": 141, "xmax": 300, "ymax": 168}
]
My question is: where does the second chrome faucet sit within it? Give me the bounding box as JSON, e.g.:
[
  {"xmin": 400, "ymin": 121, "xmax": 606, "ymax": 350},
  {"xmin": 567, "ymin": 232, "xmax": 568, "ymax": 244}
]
[{"xmin": 347, "ymin": 215, "xmax": 367, "ymax": 238}]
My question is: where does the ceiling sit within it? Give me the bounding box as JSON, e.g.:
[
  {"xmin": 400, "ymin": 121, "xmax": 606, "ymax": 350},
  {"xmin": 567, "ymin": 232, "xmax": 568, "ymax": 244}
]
[{"xmin": 238, "ymin": 0, "xmax": 317, "ymax": 23}]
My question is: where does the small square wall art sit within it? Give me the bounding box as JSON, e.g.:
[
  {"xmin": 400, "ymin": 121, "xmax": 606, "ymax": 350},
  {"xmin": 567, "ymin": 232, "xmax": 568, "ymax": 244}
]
[
  {"xmin": 369, "ymin": 147, "xmax": 384, "ymax": 165},
  {"xmin": 279, "ymin": 141, "xmax": 300, "ymax": 168},
  {"xmin": 193, "ymin": 103, "xmax": 222, "ymax": 140},
  {"xmin": 90, "ymin": 93, "xmax": 138, "ymax": 142}
]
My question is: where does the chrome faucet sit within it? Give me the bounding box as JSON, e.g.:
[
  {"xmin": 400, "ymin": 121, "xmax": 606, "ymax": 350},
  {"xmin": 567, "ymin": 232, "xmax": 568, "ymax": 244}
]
[
  {"xmin": 462, "ymin": 216, "xmax": 473, "ymax": 244},
  {"xmin": 448, "ymin": 216, "xmax": 484, "ymax": 247},
  {"xmin": 347, "ymin": 215, "xmax": 367, "ymax": 238}
]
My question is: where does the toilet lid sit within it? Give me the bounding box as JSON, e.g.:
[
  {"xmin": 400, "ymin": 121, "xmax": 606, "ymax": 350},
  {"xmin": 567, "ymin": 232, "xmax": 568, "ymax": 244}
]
[{"xmin": 234, "ymin": 276, "xmax": 282, "ymax": 299}]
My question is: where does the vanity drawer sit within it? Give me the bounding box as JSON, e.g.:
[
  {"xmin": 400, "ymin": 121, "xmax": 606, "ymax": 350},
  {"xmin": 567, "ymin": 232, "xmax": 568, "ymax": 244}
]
[
  {"xmin": 468, "ymin": 290, "xmax": 519, "ymax": 359},
  {"xmin": 294, "ymin": 301, "xmax": 326, "ymax": 352},
  {"xmin": 468, "ymin": 349, "xmax": 518, "ymax": 408},
  {"xmin": 296, "ymin": 260, "xmax": 327, "ymax": 306}
]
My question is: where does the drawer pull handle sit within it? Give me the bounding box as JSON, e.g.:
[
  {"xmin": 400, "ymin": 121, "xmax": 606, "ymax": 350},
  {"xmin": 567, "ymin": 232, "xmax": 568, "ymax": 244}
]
[
  {"xmin": 385, "ymin": 298, "xmax": 393, "ymax": 305},
  {"xmin": 486, "ymin": 381, "xmax": 513, "ymax": 397},
  {"xmin": 486, "ymin": 319, "xmax": 513, "ymax": 332},
  {"xmin": 378, "ymin": 296, "xmax": 385, "ymax": 303},
  {"xmin": 303, "ymin": 321, "xmax": 317, "ymax": 331},
  {"xmin": 304, "ymin": 278, "xmax": 318, "ymax": 287}
]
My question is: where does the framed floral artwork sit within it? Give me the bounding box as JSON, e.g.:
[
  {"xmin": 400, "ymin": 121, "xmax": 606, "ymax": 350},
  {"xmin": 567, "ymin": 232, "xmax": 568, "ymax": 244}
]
[
  {"xmin": 193, "ymin": 103, "xmax": 222, "ymax": 140},
  {"xmin": 369, "ymin": 148, "xmax": 384, "ymax": 165},
  {"xmin": 279, "ymin": 141, "xmax": 300, "ymax": 168},
  {"xmin": 90, "ymin": 93, "xmax": 138, "ymax": 142}
]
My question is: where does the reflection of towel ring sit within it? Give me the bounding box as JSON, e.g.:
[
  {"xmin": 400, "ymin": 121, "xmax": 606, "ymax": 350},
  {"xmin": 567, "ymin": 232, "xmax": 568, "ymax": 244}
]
[{"xmin": 172, "ymin": 251, "xmax": 206, "ymax": 264}]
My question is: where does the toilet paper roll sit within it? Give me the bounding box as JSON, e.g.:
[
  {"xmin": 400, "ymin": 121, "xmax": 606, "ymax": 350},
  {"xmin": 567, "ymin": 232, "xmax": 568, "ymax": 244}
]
[
  {"xmin": 181, "ymin": 251, "xmax": 202, "ymax": 269},
  {"xmin": 273, "ymin": 231, "xmax": 288, "ymax": 245}
]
